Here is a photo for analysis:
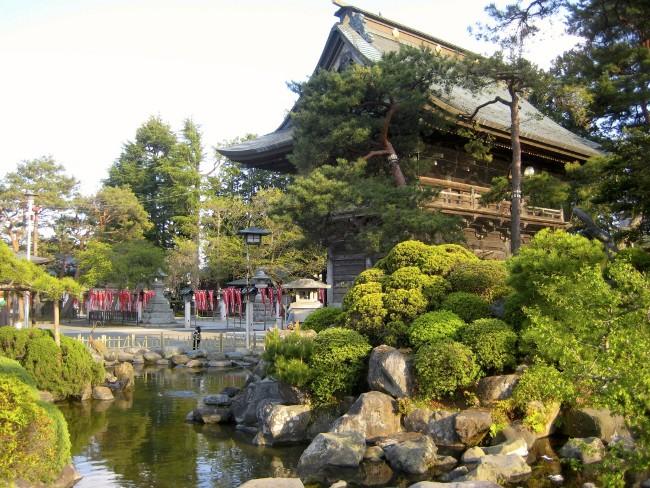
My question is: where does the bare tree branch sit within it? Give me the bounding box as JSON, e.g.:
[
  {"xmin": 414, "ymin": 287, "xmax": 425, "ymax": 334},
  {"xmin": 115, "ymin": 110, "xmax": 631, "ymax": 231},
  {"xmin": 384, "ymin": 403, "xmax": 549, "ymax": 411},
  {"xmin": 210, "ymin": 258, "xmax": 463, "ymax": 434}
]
[{"xmin": 460, "ymin": 96, "xmax": 512, "ymax": 121}]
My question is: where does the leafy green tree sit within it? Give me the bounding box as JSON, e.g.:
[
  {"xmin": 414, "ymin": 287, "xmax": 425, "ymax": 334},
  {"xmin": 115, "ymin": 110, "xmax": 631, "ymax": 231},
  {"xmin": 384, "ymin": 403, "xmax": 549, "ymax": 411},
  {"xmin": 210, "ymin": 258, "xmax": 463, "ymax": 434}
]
[
  {"xmin": 86, "ymin": 186, "xmax": 152, "ymax": 244},
  {"xmin": 290, "ymin": 46, "xmax": 455, "ymax": 187},
  {"xmin": 106, "ymin": 117, "xmax": 201, "ymax": 249},
  {"xmin": 209, "ymin": 136, "xmax": 292, "ymax": 202},
  {"xmin": 0, "ymin": 157, "xmax": 78, "ymax": 254},
  {"xmin": 276, "ymin": 159, "xmax": 462, "ymax": 255}
]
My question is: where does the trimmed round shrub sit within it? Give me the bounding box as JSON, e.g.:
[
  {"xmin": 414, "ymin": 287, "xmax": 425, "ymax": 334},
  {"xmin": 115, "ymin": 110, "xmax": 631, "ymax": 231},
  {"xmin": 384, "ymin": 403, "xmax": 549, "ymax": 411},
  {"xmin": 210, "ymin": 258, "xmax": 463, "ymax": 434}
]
[
  {"xmin": 380, "ymin": 320, "xmax": 410, "ymax": 348},
  {"xmin": 0, "ymin": 363, "xmax": 71, "ymax": 484},
  {"xmin": 511, "ymin": 363, "xmax": 575, "ymax": 409},
  {"xmin": 343, "ymin": 282, "xmax": 383, "ymax": 309},
  {"xmin": 302, "ymin": 307, "xmax": 344, "ymax": 332},
  {"xmin": 354, "ymin": 267, "xmax": 385, "ymax": 285},
  {"xmin": 422, "ymin": 244, "xmax": 478, "ymax": 276},
  {"xmin": 379, "ymin": 240, "xmax": 437, "ymax": 273},
  {"xmin": 0, "ymin": 327, "xmax": 104, "ymax": 399},
  {"xmin": 383, "ymin": 288, "xmax": 428, "ymax": 322},
  {"xmin": 408, "ymin": 310, "xmax": 465, "ymax": 348},
  {"xmin": 422, "ymin": 275, "xmax": 451, "ymax": 308},
  {"xmin": 448, "ymin": 260, "xmax": 509, "ymax": 301},
  {"xmin": 0, "ymin": 356, "xmax": 37, "ymax": 388},
  {"xmin": 345, "ymin": 292, "xmax": 387, "ymax": 344},
  {"xmin": 458, "ymin": 318, "xmax": 518, "ymax": 373},
  {"xmin": 384, "ymin": 266, "xmax": 429, "ymax": 291},
  {"xmin": 440, "ymin": 292, "xmax": 491, "ymax": 323},
  {"xmin": 309, "ymin": 328, "xmax": 372, "ymax": 405},
  {"xmin": 414, "ymin": 340, "xmax": 480, "ymax": 399}
]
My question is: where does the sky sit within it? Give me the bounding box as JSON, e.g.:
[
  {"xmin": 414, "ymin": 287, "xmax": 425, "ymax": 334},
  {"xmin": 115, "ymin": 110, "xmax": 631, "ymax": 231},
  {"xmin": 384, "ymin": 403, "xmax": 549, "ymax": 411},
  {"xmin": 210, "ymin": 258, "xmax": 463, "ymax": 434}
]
[{"xmin": 0, "ymin": 0, "xmax": 578, "ymax": 195}]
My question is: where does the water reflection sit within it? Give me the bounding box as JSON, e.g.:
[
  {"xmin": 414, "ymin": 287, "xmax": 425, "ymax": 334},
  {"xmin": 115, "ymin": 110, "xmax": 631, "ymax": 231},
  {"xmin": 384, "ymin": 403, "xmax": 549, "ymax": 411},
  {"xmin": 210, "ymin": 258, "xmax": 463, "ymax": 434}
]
[{"xmin": 59, "ymin": 366, "xmax": 305, "ymax": 488}]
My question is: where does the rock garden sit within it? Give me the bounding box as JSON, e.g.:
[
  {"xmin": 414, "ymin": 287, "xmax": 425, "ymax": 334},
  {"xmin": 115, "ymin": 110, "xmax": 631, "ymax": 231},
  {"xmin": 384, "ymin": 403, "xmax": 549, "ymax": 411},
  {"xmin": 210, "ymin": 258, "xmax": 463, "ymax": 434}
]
[{"xmin": 186, "ymin": 232, "xmax": 650, "ymax": 487}]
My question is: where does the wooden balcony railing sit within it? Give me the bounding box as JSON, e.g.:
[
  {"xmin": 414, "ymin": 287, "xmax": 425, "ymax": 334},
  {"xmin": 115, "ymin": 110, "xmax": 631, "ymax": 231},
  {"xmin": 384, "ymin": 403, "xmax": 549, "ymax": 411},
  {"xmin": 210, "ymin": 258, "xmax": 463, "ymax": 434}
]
[{"xmin": 419, "ymin": 176, "xmax": 565, "ymax": 226}]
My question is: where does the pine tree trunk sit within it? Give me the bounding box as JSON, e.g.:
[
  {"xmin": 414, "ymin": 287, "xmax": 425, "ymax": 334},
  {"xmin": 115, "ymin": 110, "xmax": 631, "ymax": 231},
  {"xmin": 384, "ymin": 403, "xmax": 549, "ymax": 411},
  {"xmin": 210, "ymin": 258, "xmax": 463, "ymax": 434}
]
[
  {"xmin": 509, "ymin": 86, "xmax": 522, "ymax": 254},
  {"xmin": 33, "ymin": 212, "xmax": 39, "ymax": 257}
]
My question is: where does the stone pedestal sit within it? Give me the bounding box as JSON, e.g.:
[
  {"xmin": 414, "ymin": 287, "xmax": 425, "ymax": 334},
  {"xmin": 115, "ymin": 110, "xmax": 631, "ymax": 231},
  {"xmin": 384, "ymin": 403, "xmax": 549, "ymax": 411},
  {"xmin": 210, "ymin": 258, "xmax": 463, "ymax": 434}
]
[{"xmin": 142, "ymin": 280, "xmax": 175, "ymax": 326}]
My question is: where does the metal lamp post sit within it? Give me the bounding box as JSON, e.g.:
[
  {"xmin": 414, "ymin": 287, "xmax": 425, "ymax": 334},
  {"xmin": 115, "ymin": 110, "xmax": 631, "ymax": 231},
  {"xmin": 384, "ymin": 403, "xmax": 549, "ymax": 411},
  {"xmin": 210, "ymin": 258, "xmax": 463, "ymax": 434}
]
[{"xmin": 237, "ymin": 227, "xmax": 270, "ymax": 350}]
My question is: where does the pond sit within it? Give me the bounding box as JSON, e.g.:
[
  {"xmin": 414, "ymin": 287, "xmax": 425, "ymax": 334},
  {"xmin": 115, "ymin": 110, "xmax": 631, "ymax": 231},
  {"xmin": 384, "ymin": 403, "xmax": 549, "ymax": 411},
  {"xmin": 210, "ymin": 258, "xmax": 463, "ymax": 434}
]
[
  {"xmin": 59, "ymin": 366, "xmax": 597, "ymax": 488},
  {"xmin": 59, "ymin": 367, "xmax": 305, "ymax": 488}
]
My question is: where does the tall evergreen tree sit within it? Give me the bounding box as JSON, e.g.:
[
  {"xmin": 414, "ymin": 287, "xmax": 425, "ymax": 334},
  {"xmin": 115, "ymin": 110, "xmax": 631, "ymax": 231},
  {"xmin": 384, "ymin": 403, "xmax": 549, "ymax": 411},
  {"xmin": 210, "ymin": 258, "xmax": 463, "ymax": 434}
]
[{"xmin": 106, "ymin": 117, "xmax": 201, "ymax": 249}]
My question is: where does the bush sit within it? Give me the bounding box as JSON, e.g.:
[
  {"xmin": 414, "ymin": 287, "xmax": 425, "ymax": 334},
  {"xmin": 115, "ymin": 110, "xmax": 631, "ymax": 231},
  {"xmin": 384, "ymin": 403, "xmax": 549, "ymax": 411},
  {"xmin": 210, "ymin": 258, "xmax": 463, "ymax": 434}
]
[
  {"xmin": 0, "ymin": 356, "xmax": 36, "ymax": 388},
  {"xmin": 414, "ymin": 340, "xmax": 480, "ymax": 399},
  {"xmin": 615, "ymin": 247, "xmax": 650, "ymax": 273},
  {"xmin": 0, "ymin": 327, "xmax": 105, "ymax": 399},
  {"xmin": 263, "ymin": 329, "xmax": 314, "ymax": 386},
  {"xmin": 302, "ymin": 307, "xmax": 344, "ymax": 332},
  {"xmin": 448, "ymin": 260, "xmax": 509, "ymax": 301},
  {"xmin": 458, "ymin": 319, "xmax": 518, "ymax": 373},
  {"xmin": 422, "ymin": 275, "xmax": 451, "ymax": 308},
  {"xmin": 383, "ymin": 288, "xmax": 428, "ymax": 322},
  {"xmin": 344, "ymin": 292, "xmax": 387, "ymax": 344},
  {"xmin": 379, "ymin": 240, "xmax": 437, "ymax": 274},
  {"xmin": 511, "ymin": 363, "xmax": 575, "ymax": 410},
  {"xmin": 440, "ymin": 292, "xmax": 491, "ymax": 323},
  {"xmin": 342, "ymin": 282, "xmax": 383, "ymax": 309},
  {"xmin": 422, "ymin": 244, "xmax": 478, "ymax": 276},
  {"xmin": 354, "ymin": 267, "xmax": 385, "ymax": 285},
  {"xmin": 408, "ymin": 310, "xmax": 465, "ymax": 348},
  {"xmin": 381, "ymin": 321, "xmax": 410, "ymax": 348},
  {"xmin": 384, "ymin": 266, "xmax": 429, "ymax": 290},
  {"xmin": 309, "ymin": 328, "xmax": 372, "ymax": 405},
  {"xmin": 507, "ymin": 229, "xmax": 606, "ymax": 308},
  {"xmin": 0, "ymin": 362, "xmax": 70, "ymax": 484}
]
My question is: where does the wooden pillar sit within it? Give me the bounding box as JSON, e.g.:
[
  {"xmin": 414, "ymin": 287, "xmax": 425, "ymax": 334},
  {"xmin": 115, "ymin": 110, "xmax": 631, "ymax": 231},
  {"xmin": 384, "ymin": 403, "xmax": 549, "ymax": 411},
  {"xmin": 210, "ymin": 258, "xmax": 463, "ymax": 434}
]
[{"xmin": 53, "ymin": 300, "xmax": 61, "ymax": 346}]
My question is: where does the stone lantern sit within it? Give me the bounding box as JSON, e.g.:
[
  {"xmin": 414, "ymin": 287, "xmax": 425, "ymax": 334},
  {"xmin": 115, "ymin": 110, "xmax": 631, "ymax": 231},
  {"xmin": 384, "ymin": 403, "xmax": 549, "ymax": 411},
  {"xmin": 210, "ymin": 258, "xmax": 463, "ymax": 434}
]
[
  {"xmin": 251, "ymin": 268, "xmax": 274, "ymax": 324},
  {"xmin": 282, "ymin": 278, "xmax": 331, "ymax": 324}
]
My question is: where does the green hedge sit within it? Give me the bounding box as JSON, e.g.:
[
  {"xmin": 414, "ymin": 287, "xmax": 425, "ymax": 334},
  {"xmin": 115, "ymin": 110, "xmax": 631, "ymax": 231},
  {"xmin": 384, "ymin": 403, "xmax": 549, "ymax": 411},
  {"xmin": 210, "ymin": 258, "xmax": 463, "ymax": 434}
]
[
  {"xmin": 458, "ymin": 318, "xmax": 517, "ymax": 373},
  {"xmin": 309, "ymin": 328, "xmax": 371, "ymax": 405},
  {"xmin": 383, "ymin": 288, "xmax": 428, "ymax": 323},
  {"xmin": 422, "ymin": 244, "xmax": 478, "ymax": 276},
  {"xmin": 379, "ymin": 240, "xmax": 437, "ymax": 274},
  {"xmin": 414, "ymin": 340, "xmax": 480, "ymax": 399},
  {"xmin": 0, "ymin": 359, "xmax": 71, "ymax": 484},
  {"xmin": 511, "ymin": 363, "xmax": 575, "ymax": 410},
  {"xmin": 263, "ymin": 329, "xmax": 313, "ymax": 386},
  {"xmin": 448, "ymin": 260, "xmax": 509, "ymax": 301},
  {"xmin": 440, "ymin": 292, "xmax": 491, "ymax": 323},
  {"xmin": 0, "ymin": 327, "xmax": 104, "ymax": 399},
  {"xmin": 354, "ymin": 267, "xmax": 385, "ymax": 285},
  {"xmin": 408, "ymin": 310, "xmax": 465, "ymax": 348},
  {"xmin": 344, "ymin": 292, "xmax": 387, "ymax": 344},
  {"xmin": 302, "ymin": 307, "xmax": 344, "ymax": 332},
  {"xmin": 343, "ymin": 282, "xmax": 383, "ymax": 309}
]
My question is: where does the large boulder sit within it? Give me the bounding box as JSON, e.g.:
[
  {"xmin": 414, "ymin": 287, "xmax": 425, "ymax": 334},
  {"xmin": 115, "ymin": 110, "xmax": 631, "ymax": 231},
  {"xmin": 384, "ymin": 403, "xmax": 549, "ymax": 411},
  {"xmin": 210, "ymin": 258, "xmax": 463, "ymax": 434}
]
[
  {"xmin": 113, "ymin": 362, "xmax": 135, "ymax": 390},
  {"xmin": 297, "ymin": 432, "xmax": 366, "ymax": 483},
  {"xmin": 459, "ymin": 454, "xmax": 531, "ymax": 484},
  {"xmin": 410, "ymin": 483, "xmax": 501, "ymax": 488},
  {"xmin": 558, "ymin": 437, "xmax": 605, "ymax": 464},
  {"xmin": 117, "ymin": 351, "xmax": 135, "ymax": 363},
  {"xmin": 367, "ymin": 345, "xmax": 414, "ymax": 398},
  {"xmin": 476, "ymin": 375, "xmax": 519, "ymax": 405},
  {"xmin": 483, "ymin": 438, "xmax": 528, "ymax": 457},
  {"xmin": 143, "ymin": 351, "xmax": 162, "ymax": 363},
  {"xmin": 171, "ymin": 354, "xmax": 190, "ymax": 366},
  {"xmin": 237, "ymin": 478, "xmax": 304, "ymax": 488},
  {"xmin": 330, "ymin": 391, "xmax": 402, "ymax": 441},
  {"xmin": 203, "ymin": 394, "xmax": 232, "ymax": 406},
  {"xmin": 427, "ymin": 411, "xmax": 464, "ymax": 450},
  {"xmin": 455, "ymin": 409, "xmax": 492, "ymax": 447},
  {"xmin": 409, "ymin": 482, "xmax": 501, "ymax": 488},
  {"xmin": 404, "ymin": 407, "xmax": 432, "ymax": 433},
  {"xmin": 186, "ymin": 358, "xmax": 207, "ymax": 368},
  {"xmin": 254, "ymin": 403, "xmax": 312, "ymax": 446},
  {"xmin": 92, "ymin": 386, "xmax": 114, "ymax": 401},
  {"xmin": 377, "ymin": 432, "xmax": 437, "ymax": 474},
  {"xmin": 230, "ymin": 378, "xmax": 288, "ymax": 426},
  {"xmin": 562, "ymin": 407, "xmax": 629, "ymax": 444},
  {"xmin": 190, "ymin": 406, "xmax": 232, "ymax": 424}
]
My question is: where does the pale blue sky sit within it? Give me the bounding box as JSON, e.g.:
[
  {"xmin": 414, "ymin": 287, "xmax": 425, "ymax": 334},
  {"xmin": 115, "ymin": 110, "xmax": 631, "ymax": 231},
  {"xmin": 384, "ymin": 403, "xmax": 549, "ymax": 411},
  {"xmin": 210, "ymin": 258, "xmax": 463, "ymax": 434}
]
[{"xmin": 0, "ymin": 0, "xmax": 576, "ymax": 193}]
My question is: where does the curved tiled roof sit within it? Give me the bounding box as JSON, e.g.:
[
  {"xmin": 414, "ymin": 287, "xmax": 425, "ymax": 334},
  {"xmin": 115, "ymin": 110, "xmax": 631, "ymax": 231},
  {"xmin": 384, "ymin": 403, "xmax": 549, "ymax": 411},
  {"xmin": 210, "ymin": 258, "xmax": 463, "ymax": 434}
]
[{"xmin": 219, "ymin": 3, "xmax": 601, "ymax": 167}]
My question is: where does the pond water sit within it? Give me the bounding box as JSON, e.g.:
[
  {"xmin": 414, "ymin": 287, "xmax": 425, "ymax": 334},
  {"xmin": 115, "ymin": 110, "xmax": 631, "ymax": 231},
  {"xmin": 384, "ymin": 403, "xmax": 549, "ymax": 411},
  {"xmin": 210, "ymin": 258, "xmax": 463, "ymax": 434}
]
[
  {"xmin": 59, "ymin": 366, "xmax": 596, "ymax": 488},
  {"xmin": 59, "ymin": 367, "xmax": 305, "ymax": 488}
]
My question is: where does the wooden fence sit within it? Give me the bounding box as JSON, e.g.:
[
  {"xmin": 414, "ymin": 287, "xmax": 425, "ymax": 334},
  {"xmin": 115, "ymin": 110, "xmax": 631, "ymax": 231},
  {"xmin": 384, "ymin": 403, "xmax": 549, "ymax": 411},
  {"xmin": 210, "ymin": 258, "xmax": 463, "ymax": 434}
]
[{"xmin": 74, "ymin": 331, "xmax": 265, "ymax": 353}]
